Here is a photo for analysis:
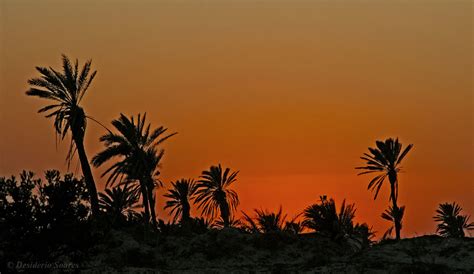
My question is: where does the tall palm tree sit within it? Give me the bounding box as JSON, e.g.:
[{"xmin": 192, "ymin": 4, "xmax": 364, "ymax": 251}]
[
  {"xmin": 26, "ymin": 54, "xmax": 100, "ymax": 216},
  {"xmin": 164, "ymin": 179, "xmax": 197, "ymax": 224},
  {"xmin": 92, "ymin": 113, "xmax": 176, "ymax": 227},
  {"xmin": 99, "ymin": 184, "xmax": 139, "ymax": 223},
  {"xmin": 356, "ymin": 138, "xmax": 413, "ymax": 240},
  {"xmin": 434, "ymin": 202, "xmax": 474, "ymax": 238},
  {"xmin": 195, "ymin": 164, "xmax": 239, "ymax": 227}
]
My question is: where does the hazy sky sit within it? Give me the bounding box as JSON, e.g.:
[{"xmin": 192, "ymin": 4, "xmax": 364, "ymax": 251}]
[{"xmin": 1, "ymin": 0, "xmax": 472, "ymax": 237}]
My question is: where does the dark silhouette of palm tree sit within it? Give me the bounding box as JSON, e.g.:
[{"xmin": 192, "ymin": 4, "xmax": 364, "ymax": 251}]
[
  {"xmin": 92, "ymin": 113, "xmax": 176, "ymax": 227},
  {"xmin": 284, "ymin": 215, "xmax": 304, "ymax": 235},
  {"xmin": 99, "ymin": 184, "xmax": 139, "ymax": 223},
  {"xmin": 356, "ymin": 138, "xmax": 413, "ymax": 240},
  {"xmin": 195, "ymin": 164, "xmax": 239, "ymax": 227},
  {"xmin": 381, "ymin": 205, "xmax": 405, "ymax": 240},
  {"xmin": 352, "ymin": 223, "xmax": 375, "ymax": 248},
  {"xmin": 190, "ymin": 217, "xmax": 213, "ymax": 231},
  {"xmin": 434, "ymin": 202, "xmax": 474, "ymax": 238},
  {"xmin": 164, "ymin": 179, "xmax": 197, "ymax": 224},
  {"xmin": 26, "ymin": 54, "xmax": 100, "ymax": 216},
  {"xmin": 302, "ymin": 196, "xmax": 356, "ymax": 240},
  {"xmin": 241, "ymin": 207, "xmax": 287, "ymax": 233},
  {"xmin": 303, "ymin": 197, "xmax": 373, "ymax": 248}
]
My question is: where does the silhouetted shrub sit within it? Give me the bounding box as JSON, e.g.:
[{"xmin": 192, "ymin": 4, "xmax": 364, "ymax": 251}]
[
  {"xmin": 0, "ymin": 171, "xmax": 40, "ymax": 239},
  {"xmin": 0, "ymin": 170, "xmax": 91, "ymax": 263}
]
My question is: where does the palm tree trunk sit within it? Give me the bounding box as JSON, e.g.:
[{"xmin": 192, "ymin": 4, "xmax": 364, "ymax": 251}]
[
  {"xmin": 182, "ymin": 201, "xmax": 191, "ymax": 224},
  {"xmin": 74, "ymin": 137, "xmax": 99, "ymax": 216},
  {"xmin": 147, "ymin": 184, "xmax": 158, "ymax": 228},
  {"xmin": 219, "ymin": 199, "xmax": 230, "ymax": 227},
  {"xmin": 389, "ymin": 172, "xmax": 401, "ymax": 240},
  {"xmin": 140, "ymin": 184, "xmax": 150, "ymax": 225},
  {"xmin": 392, "ymin": 198, "xmax": 401, "ymax": 240}
]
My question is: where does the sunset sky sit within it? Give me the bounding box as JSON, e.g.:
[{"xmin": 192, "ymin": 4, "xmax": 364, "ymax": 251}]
[{"xmin": 1, "ymin": 0, "xmax": 472, "ymax": 238}]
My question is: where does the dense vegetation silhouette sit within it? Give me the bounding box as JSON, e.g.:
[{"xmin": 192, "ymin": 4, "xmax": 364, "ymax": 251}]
[
  {"xmin": 0, "ymin": 171, "xmax": 92, "ymax": 263},
  {"xmin": 1, "ymin": 54, "xmax": 472, "ymax": 272}
]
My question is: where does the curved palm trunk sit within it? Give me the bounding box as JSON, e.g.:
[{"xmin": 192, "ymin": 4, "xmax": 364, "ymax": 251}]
[
  {"xmin": 389, "ymin": 172, "xmax": 401, "ymax": 240},
  {"xmin": 74, "ymin": 137, "xmax": 99, "ymax": 217}
]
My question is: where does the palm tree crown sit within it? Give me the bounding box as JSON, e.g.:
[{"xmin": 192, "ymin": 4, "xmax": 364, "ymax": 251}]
[
  {"xmin": 303, "ymin": 197, "xmax": 374, "ymax": 247},
  {"xmin": 99, "ymin": 184, "xmax": 139, "ymax": 223},
  {"xmin": 92, "ymin": 113, "xmax": 176, "ymax": 226},
  {"xmin": 356, "ymin": 138, "xmax": 413, "ymax": 201},
  {"xmin": 195, "ymin": 164, "xmax": 239, "ymax": 227},
  {"xmin": 92, "ymin": 113, "xmax": 175, "ymax": 184},
  {"xmin": 26, "ymin": 54, "xmax": 96, "ymax": 143},
  {"xmin": 241, "ymin": 207, "xmax": 287, "ymax": 233},
  {"xmin": 434, "ymin": 202, "xmax": 474, "ymax": 238},
  {"xmin": 283, "ymin": 215, "xmax": 304, "ymax": 235},
  {"xmin": 302, "ymin": 196, "xmax": 356, "ymax": 240},
  {"xmin": 26, "ymin": 54, "xmax": 99, "ymax": 216},
  {"xmin": 164, "ymin": 179, "xmax": 197, "ymax": 224}
]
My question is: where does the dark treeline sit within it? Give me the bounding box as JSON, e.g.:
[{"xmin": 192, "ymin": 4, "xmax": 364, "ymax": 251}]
[{"xmin": 1, "ymin": 55, "xmax": 473, "ymax": 271}]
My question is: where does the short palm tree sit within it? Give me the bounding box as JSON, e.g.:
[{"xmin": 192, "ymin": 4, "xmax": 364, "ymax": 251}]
[
  {"xmin": 26, "ymin": 54, "xmax": 100, "ymax": 216},
  {"xmin": 381, "ymin": 205, "xmax": 405, "ymax": 240},
  {"xmin": 434, "ymin": 202, "xmax": 474, "ymax": 238},
  {"xmin": 213, "ymin": 216, "xmax": 242, "ymax": 229},
  {"xmin": 284, "ymin": 215, "xmax": 304, "ymax": 235},
  {"xmin": 99, "ymin": 184, "xmax": 139, "ymax": 223},
  {"xmin": 356, "ymin": 138, "xmax": 413, "ymax": 240},
  {"xmin": 92, "ymin": 113, "xmax": 176, "ymax": 227},
  {"xmin": 195, "ymin": 164, "xmax": 239, "ymax": 227},
  {"xmin": 352, "ymin": 223, "xmax": 375, "ymax": 248},
  {"xmin": 164, "ymin": 179, "xmax": 197, "ymax": 224},
  {"xmin": 302, "ymin": 196, "xmax": 356, "ymax": 240},
  {"xmin": 241, "ymin": 207, "xmax": 287, "ymax": 233}
]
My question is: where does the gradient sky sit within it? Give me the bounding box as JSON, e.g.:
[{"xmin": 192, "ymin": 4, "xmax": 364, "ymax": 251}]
[{"xmin": 1, "ymin": 0, "xmax": 472, "ymax": 238}]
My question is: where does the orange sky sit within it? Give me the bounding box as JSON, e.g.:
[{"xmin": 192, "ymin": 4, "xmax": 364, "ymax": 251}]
[{"xmin": 1, "ymin": 0, "xmax": 473, "ymax": 238}]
